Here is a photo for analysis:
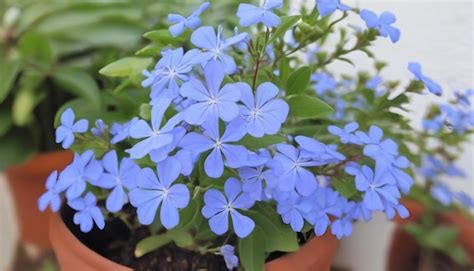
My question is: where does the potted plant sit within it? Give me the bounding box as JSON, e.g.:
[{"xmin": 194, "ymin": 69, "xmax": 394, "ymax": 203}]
[
  {"xmin": 387, "ymin": 86, "xmax": 474, "ymax": 270},
  {"xmin": 0, "ymin": 0, "xmax": 156, "ymax": 250},
  {"xmin": 35, "ymin": 0, "xmax": 472, "ymax": 270}
]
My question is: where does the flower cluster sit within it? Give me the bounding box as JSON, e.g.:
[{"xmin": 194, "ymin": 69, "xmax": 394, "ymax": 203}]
[{"xmin": 36, "ymin": 0, "xmax": 472, "ymax": 269}]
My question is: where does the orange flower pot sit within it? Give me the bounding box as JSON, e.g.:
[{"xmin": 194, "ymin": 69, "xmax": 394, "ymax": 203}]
[
  {"xmin": 387, "ymin": 199, "xmax": 474, "ymax": 270},
  {"xmin": 49, "ymin": 209, "xmax": 339, "ymax": 271},
  {"xmin": 5, "ymin": 151, "xmax": 73, "ymax": 250}
]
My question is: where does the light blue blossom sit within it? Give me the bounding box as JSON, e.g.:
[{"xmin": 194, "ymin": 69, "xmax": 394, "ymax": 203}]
[
  {"xmin": 142, "ymin": 48, "xmax": 203, "ymax": 100},
  {"xmin": 454, "ymin": 89, "xmax": 474, "ymax": 108},
  {"xmin": 365, "ymin": 76, "xmax": 385, "ymax": 96},
  {"xmin": 191, "ymin": 26, "xmax": 247, "ymax": 74},
  {"xmin": 455, "ymin": 192, "xmax": 474, "ymax": 209},
  {"xmin": 179, "ymin": 120, "xmax": 248, "ymax": 178},
  {"xmin": 316, "ymin": 0, "xmax": 350, "ymax": 17},
  {"xmin": 91, "ymin": 119, "xmax": 107, "ymax": 137},
  {"xmin": 408, "ymin": 62, "xmax": 442, "ymax": 96},
  {"xmin": 68, "ymin": 192, "xmax": 105, "ymax": 233},
  {"xmin": 220, "ymin": 245, "xmax": 239, "ymax": 270},
  {"xmin": 295, "ymin": 136, "xmax": 346, "ymax": 164},
  {"xmin": 382, "ymin": 199, "xmax": 409, "ymax": 220},
  {"xmin": 309, "ymin": 187, "xmax": 344, "ymax": 236},
  {"xmin": 440, "ymin": 104, "xmax": 474, "ymax": 134},
  {"xmin": 422, "ymin": 115, "xmax": 444, "ymax": 133},
  {"xmin": 56, "ymin": 151, "xmax": 103, "ymax": 200},
  {"xmin": 126, "ymin": 98, "xmax": 182, "ymax": 159},
  {"xmin": 95, "ymin": 151, "xmax": 140, "ymax": 213},
  {"xmin": 331, "ymin": 217, "xmax": 352, "ymax": 239},
  {"xmin": 384, "ymin": 155, "xmax": 414, "ymax": 195},
  {"xmin": 180, "ymin": 61, "xmax": 241, "ymax": 125},
  {"xmin": 202, "ymin": 178, "xmax": 255, "ymax": 238},
  {"xmin": 328, "ymin": 121, "xmax": 361, "ymax": 144},
  {"xmin": 356, "ymin": 125, "xmax": 398, "ymax": 166},
  {"xmin": 431, "ymin": 184, "xmax": 453, "ymax": 206},
  {"xmin": 38, "ymin": 171, "xmax": 61, "ymax": 212},
  {"xmin": 238, "ymin": 82, "xmax": 289, "ymax": 137},
  {"xmin": 273, "ymin": 143, "xmax": 318, "ymax": 196},
  {"xmin": 277, "ymin": 192, "xmax": 312, "ymax": 232},
  {"xmin": 55, "ymin": 108, "xmax": 88, "ymax": 149},
  {"xmin": 167, "ymin": 2, "xmax": 209, "ymax": 37},
  {"xmin": 311, "ymin": 72, "xmax": 336, "ymax": 96},
  {"xmin": 110, "ymin": 118, "xmax": 138, "ymax": 144},
  {"xmin": 345, "ymin": 164, "xmax": 400, "ymax": 211},
  {"xmin": 237, "ymin": 0, "xmax": 283, "ymax": 27},
  {"xmin": 360, "ymin": 9, "xmax": 400, "ymax": 43},
  {"xmin": 129, "ymin": 158, "xmax": 190, "ymax": 228}
]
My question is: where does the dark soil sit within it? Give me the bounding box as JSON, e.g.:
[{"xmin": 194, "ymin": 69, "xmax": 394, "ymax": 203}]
[{"xmin": 61, "ymin": 205, "xmax": 227, "ymax": 271}]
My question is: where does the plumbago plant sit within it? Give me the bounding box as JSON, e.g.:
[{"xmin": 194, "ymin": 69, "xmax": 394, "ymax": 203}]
[{"xmin": 37, "ymin": 0, "xmax": 473, "ymax": 269}]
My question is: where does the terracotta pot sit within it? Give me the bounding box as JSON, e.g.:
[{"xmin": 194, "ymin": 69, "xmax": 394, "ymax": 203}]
[
  {"xmin": 388, "ymin": 199, "xmax": 474, "ymax": 270},
  {"xmin": 5, "ymin": 151, "xmax": 73, "ymax": 250},
  {"xmin": 50, "ymin": 210, "xmax": 339, "ymax": 271}
]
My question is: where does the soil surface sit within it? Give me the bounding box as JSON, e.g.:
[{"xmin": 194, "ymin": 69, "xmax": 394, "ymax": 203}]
[{"xmin": 62, "ymin": 205, "xmax": 227, "ymax": 271}]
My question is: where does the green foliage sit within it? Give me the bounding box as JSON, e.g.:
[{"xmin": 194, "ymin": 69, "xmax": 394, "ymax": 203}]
[
  {"xmin": 286, "ymin": 94, "xmax": 334, "ymax": 119},
  {"xmin": 238, "ymin": 227, "xmax": 266, "ymax": 271},
  {"xmin": 286, "ymin": 66, "xmax": 312, "ymax": 95},
  {"xmin": 99, "ymin": 57, "xmax": 152, "ymax": 78}
]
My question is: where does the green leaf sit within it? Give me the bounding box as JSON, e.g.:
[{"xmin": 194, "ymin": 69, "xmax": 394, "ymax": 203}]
[
  {"xmin": 268, "ymin": 15, "xmax": 301, "ymax": 44},
  {"xmin": 279, "ymin": 58, "xmax": 290, "ymax": 85},
  {"xmin": 237, "ymin": 134, "xmax": 287, "ymax": 150},
  {"xmin": 99, "ymin": 57, "xmax": 152, "ymax": 78},
  {"xmin": 143, "ymin": 29, "xmax": 174, "ymax": 44},
  {"xmin": 18, "ymin": 32, "xmax": 55, "ymax": 66},
  {"xmin": 248, "ymin": 203, "xmax": 299, "ymax": 253},
  {"xmin": 12, "ymin": 71, "xmax": 45, "ymax": 126},
  {"xmin": 332, "ymin": 177, "xmax": 359, "ymax": 199},
  {"xmin": 286, "ymin": 66, "xmax": 311, "ymax": 95},
  {"xmin": 0, "ymin": 107, "xmax": 12, "ymax": 137},
  {"xmin": 135, "ymin": 234, "xmax": 172, "ymax": 257},
  {"xmin": 286, "ymin": 94, "xmax": 334, "ymax": 119},
  {"xmin": 54, "ymin": 98, "xmax": 100, "ymax": 127},
  {"xmin": 52, "ymin": 68, "xmax": 101, "ymax": 109},
  {"xmin": 0, "ymin": 56, "xmax": 21, "ymax": 103},
  {"xmin": 166, "ymin": 229, "xmax": 194, "ymax": 248},
  {"xmin": 238, "ymin": 227, "xmax": 266, "ymax": 271}
]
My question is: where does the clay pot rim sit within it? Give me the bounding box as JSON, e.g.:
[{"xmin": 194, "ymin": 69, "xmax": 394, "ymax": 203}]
[
  {"xmin": 6, "ymin": 150, "xmax": 73, "ymax": 177},
  {"xmin": 49, "ymin": 210, "xmax": 133, "ymax": 271}
]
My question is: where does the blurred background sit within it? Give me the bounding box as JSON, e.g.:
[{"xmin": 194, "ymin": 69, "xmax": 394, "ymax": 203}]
[{"xmin": 0, "ymin": 0, "xmax": 472, "ymax": 270}]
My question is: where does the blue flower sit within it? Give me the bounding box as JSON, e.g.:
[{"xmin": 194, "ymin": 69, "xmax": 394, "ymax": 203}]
[
  {"xmin": 276, "ymin": 192, "xmax": 312, "ymax": 232},
  {"xmin": 408, "ymin": 62, "xmax": 442, "ymax": 96},
  {"xmin": 356, "ymin": 125, "xmax": 398, "ymax": 166},
  {"xmin": 440, "ymin": 104, "xmax": 474, "ymax": 134},
  {"xmin": 129, "ymin": 158, "xmax": 190, "ymax": 228},
  {"xmin": 384, "ymin": 156, "xmax": 413, "ymax": 195},
  {"xmin": 311, "ymin": 72, "xmax": 336, "ymax": 96},
  {"xmin": 95, "ymin": 151, "xmax": 140, "ymax": 212},
  {"xmin": 179, "ymin": 120, "xmax": 247, "ymax": 178},
  {"xmin": 419, "ymin": 155, "xmax": 466, "ymax": 182},
  {"xmin": 238, "ymin": 82, "xmax": 289, "ymax": 137},
  {"xmin": 167, "ymin": 2, "xmax": 209, "ymax": 37},
  {"xmin": 382, "ymin": 200, "xmax": 409, "ymax": 220},
  {"xmin": 309, "ymin": 187, "xmax": 344, "ymax": 236},
  {"xmin": 454, "ymin": 89, "xmax": 474, "ymax": 108},
  {"xmin": 91, "ymin": 119, "xmax": 107, "ymax": 137},
  {"xmin": 55, "ymin": 108, "xmax": 88, "ymax": 149},
  {"xmin": 142, "ymin": 48, "xmax": 203, "ymax": 101},
  {"xmin": 345, "ymin": 201, "xmax": 372, "ymax": 222},
  {"xmin": 345, "ymin": 164, "xmax": 400, "ymax": 211},
  {"xmin": 273, "ymin": 143, "xmax": 318, "ymax": 196},
  {"xmin": 455, "ymin": 192, "xmax": 474, "ymax": 209},
  {"xmin": 328, "ymin": 121, "xmax": 361, "ymax": 144},
  {"xmin": 126, "ymin": 98, "xmax": 182, "ymax": 159},
  {"xmin": 360, "ymin": 9, "xmax": 400, "ymax": 43},
  {"xmin": 191, "ymin": 26, "xmax": 247, "ymax": 74},
  {"xmin": 202, "ymin": 178, "xmax": 255, "ymax": 238},
  {"xmin": 238, "ymin": 151, "xmax": 279, "ymax": 201},
  {"xmin": 38, "ymin": 171, "xmax": 62, "ymax": 212},
  {"xmin": 68, "ymin": 192, "xmax": 105, "ymax": 233},
  {"xmin": 56, "ymin": 151, "xmax": 103, "ymax": 200},
  {"xmin": 237, "ymin": 0, "xmax": 283, "ymax": 27},
  {"xmin": 295, "ymin": 136, "xmax": 346, "ymax": 164},
  {"xmin": 180, "ymin": 61, "xmax": 241, "ymax": 125},
  {"xmin": 316, "ymin": 0, "xmax": 350, "ymax": 17},
  {"xmin": 110, "ymin": 118, "xmax": 138, "ymax": 144},
  {"xmin": 365, "ymin": 76, "xmax": 385, "ymax": 96},
  {"xmin": 422, "ymin": 115, "xmax": 444, "ymax": 133},
  {"xmin": 220, "ymin": 244, "xmax": 239, "ymax": 270},
  {"xmin": 331, "ymin": 217, "xmax": 352, "ymax": 239},
  {"xmin": 431, "ymin": 184, "xmax": 453, "ymax": 206}
]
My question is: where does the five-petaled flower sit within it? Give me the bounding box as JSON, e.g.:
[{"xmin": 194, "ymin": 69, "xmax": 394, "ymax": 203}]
[
  {"xmin": 328, "ymin": 121, "xmax": 361, "ymax": 144},
  {"xmin": 167, "ymin": 2, "xmax": 209, "ymax": 37},
  {"xmin": 237, "ymin": 0, "xmax": 283, "ymax": 27},
  {"xmin": 202, "ymin": 178, "xmax": 255, "ymax": 238},
  {"xmin": 129, "ymin": 158, "xmax": 190, "ymax": 228},
  {"xmin": 238, "ymin": 82, "xmax": 289, "ymax": 137},
  {"xmin": 191, "ymin": 26, "xmax": 247, "ymax": 74},
  {"xmin": 68, "ymin": 192, "xmax": 105, "ymax": 233},
  {"xmin": 38, "ymin": 171, "xmax": 62, "ymax": 212},
  {"xmin": 220, "ymin": 244, "xmax": 239, "ymax": 270},
  {"xmin": 180, "ymin": 61, "xmax": 241, "ymax": 126},
  {"xmin": 55, "ymin": 108, "xmax": 88, "ymax": 149},
  {"xmin": 360, "ymin": 9, "xmax": 400, "ymax": 43},
  {"xmin": 408, "ymin": 62, "xmax": 442, "ymax": 96},
  {"xmin": 316, "ymin": 0, "xmax": 350, "ymax": 17},
  {"xmin": 95, "ymin": 150, "xmax": 141, "ymax": 213}
]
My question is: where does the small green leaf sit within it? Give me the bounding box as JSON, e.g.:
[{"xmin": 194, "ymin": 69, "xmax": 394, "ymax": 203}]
[
  {"xmin": 99, "ymin": 57, "xmax": 152, "ymax": 77},
  {"xmin": 0, "ymin": 107, "xmax": 12, "ymax": 137},
  {"xmin": 0, "ymin": 56, "xmax": 21, "ymax": 103},
  {"xmin": 286, "ymin": 94, "xmax": 334, "ymax": 119},
  {"xmin": 238, "ymin": 227, "xmax": 266, "ymax": 271},
  {"xmin": 143, "ymin": 29, "xmax": 174, "ymax": 44},
  {"xmin": 268, "ymin": 15, "xmax": 301, "ymax": 44},
  {"xmin": 166, "ymin": 229, "xmax": 194, "ymax": 248},
  {"xmin": 139, "ymin": 103, "xmax": 151, "ymax": 120},
  {"xmin": 286, "ymin": 66, "xmax": 311, "ymax": 95},
  {"xmin": 52, "ymin": 68, "xmax": 101, "ymax": 109},
  {"xmin": 237, "ymin": 134, "xmax": 287, "ymax": 150},
  {"xmin": 18, "ymin": 32, "xmax": 55, "ymax": 66},
  {"xmin": 279, "ymin": 57, "xmax": 290, "ymax": 85},
  {"xmin": 12, "ymin": 71, "xmax": 45, "ymax": 126},
  {"xmin": 135, "ymin": 234, "xmax": 172, "ymax": 257},
  {"xmin": 332, "ymin": 177, "xmax": 359, "ymax": 199}
]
